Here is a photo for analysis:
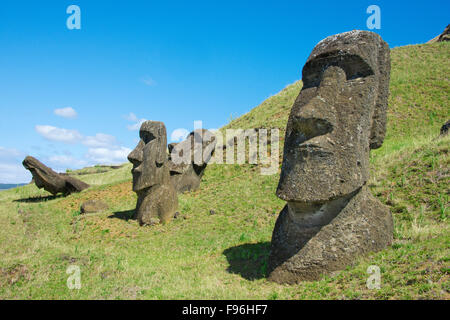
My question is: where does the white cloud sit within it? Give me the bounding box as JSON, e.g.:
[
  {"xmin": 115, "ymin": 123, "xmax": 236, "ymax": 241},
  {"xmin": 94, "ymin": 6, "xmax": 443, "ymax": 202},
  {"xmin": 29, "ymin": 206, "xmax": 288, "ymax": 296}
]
[
  {"xmin": 0, "ymin": 163, "xmax": 31, "ymax": 184},
  {"xmin": 0, "ymin": 147, "xmax": 30, "ymax": 183},
  {"xmin": 0, "ymin": 147, "xmax": 24, "ymax": 160},
  {"xmin": 35, "ymin": 125, "xmax": 83, "ymax": 144},
  {"xmin": 33, "ymin": 123, "xmax": 132, "ymax": 170},
  {"xmin": 54, "ymin": 107, "xmax": 77, "ymax": 119},
  {"xmin": 141, "ymin": 76, "xmax": 156, "ymax": 86},
  {"xmin": 127, "ymin": 119, "xmax": 147, "ymax": 131},
  {"xmin": 124, "ymin": 112, "xmax": 138, "ymax": 122},
  {"xmin": 125, "ymin": 113, "xmax": 147, "ymax": 131},
  {"xmin": 86, "ymin": 147, "xmax": 132, "ymax": 165},
  {"xmin": 170, "ymin": 128, "xmax": 190, "ymax": 142},
  {"xmin": 48, "ymin": 155, "xmax": 88, "ymax": 169},
  {"xmin": 82, "ymin": 133, "xmax": 117, "ymax": 148}
]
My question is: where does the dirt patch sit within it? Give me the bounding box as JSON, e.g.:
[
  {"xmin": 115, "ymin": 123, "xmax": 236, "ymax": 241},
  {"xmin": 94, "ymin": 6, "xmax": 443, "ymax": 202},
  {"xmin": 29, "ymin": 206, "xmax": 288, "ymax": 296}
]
[
  {"xmin": 57, "ymin": 181, "xmax": 135, "ymax": 213},
  {"xmin": 0, "ymin": 264, "xmax": 30, "ymax": 286}
]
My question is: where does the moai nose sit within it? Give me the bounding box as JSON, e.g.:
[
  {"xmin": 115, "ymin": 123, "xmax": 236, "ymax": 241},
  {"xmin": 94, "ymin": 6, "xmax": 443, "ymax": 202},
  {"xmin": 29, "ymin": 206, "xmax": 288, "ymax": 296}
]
[
  {"xmin": 128, "ymin": 140, "xmax": 144, "ymax": 166},
  {"xmin": 294, "ymin": 95, "xmax": 335, "ymax": 141},
  {"xmin": 293, "ymin": 66, "xmax": 345, "ymax": 140}
]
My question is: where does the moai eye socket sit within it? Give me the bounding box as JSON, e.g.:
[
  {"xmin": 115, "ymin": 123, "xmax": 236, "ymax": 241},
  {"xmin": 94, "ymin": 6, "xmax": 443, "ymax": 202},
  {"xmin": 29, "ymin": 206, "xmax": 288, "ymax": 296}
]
[
  {"xmin": 140, "ymin": 132, "xmax": 156, "ymax": 144},
  {"xmin": 302, "ymin": 53, "xmax": 374, "ymax": 88}
]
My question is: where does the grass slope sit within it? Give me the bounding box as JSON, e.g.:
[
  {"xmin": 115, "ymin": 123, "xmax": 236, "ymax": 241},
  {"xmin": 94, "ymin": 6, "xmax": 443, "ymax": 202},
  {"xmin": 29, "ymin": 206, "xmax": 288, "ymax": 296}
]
[{"xmin": 0, "ymin": 42, "xmax": 448, "ymax": 300}]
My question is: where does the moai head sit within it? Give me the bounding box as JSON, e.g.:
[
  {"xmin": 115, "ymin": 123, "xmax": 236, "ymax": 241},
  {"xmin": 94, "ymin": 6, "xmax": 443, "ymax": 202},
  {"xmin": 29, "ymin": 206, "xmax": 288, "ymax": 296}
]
[
  {"xmin": 168, "ymin": 129, "xmax": 216, "ymax": 193},
  {"xmin": 170, "ymin": 129, "xmax": 216, "ymax": 167},
  {"xmin": 277, "ymin": 31, "xmax": 390, "ymax": 203},
  {"xmin": 128, "ymin": 121, "xmax": 168, "ymax": 192}
]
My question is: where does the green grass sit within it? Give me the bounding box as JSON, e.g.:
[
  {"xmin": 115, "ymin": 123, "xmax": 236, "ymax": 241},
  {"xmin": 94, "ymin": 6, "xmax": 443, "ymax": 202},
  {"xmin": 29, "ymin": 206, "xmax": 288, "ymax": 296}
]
[
  {"xmin": 0, "ymin": 42, "xmax": 449, "ymax": 300},
  {"xmin": 66, "ymin": 164, "xmax": 128, "ymax": 177}
]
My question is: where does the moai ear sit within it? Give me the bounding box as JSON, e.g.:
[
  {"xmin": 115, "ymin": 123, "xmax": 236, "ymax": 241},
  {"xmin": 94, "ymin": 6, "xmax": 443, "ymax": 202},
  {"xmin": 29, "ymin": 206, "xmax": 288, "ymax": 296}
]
[
  {"xmin": 156, "ymin": 124, "xmax": 168, "ymax": 165},
  {"xmin": 369, "ymin": 100, "xmax": 387, "ymax": 149},
  {"xmin": 369, "ymin": 39, "xmax": 390, "ymax": 150}
]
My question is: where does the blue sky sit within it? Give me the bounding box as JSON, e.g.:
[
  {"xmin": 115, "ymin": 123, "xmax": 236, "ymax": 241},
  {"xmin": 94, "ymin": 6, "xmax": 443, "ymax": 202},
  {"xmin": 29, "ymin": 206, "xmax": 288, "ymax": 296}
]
[{"xmin": 0, "ymin": 0, "xmax": 448, "ymax": 183}]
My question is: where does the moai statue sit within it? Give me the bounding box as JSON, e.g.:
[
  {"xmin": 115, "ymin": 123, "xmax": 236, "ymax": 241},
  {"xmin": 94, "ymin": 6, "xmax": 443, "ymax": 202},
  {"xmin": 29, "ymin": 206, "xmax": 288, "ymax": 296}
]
[
  {"xmin": 168, "ymin": 129, "xmax": 216, "ymax": 193},
  {"xmin": 128, "ymin": 121, "xmax": 178, "ymax": 226},
  {"xmin": 268, "ymin": 31, "xmax": 393, "ymax": 284},
  {"xmin": 23, "ymin": 156, "xmax": 90, "ymax": 195}
]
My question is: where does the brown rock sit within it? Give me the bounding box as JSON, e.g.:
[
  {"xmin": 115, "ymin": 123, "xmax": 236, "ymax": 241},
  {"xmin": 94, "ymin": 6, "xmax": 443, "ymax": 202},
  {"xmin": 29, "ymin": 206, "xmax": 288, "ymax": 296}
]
[
  {"xmin": 22, "ymin": 156, "xmax": 90, "ymax": 196},
  {"xmin": 428, "ymin": 24, "xmax": 450, "ymax": 43},
  {"xmin": 268, "ymin": 30, "xmax": 393, "ymax": 284},
  {"xmin": 440, "ymin": 120, "xmax": 450, "ymax": 137}
]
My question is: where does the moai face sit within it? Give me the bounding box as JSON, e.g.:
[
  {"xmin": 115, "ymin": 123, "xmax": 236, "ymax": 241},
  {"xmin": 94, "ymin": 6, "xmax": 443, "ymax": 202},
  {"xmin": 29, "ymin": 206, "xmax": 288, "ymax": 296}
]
[
  {"xmin": 277, "ymin": 31, "xmax": 390, "ymax": 202},
  {"xmin": 128, "ymin": 121, "xmax": 168, "ymax": 192}
]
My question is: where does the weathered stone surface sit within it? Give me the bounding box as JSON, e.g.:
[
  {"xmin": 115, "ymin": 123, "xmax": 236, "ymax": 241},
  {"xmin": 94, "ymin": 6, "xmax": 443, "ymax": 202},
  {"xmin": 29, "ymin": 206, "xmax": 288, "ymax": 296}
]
[
  {"xmin": 268, "ymin": 30, "xmax": 393, "ymax": 284},
  {"xmin": 428, "ymin": 24, "xmax": 450, "ymax": 43},
  {"xmin": 440, "ymin": 120, "xmax": 450, "ymax": 137},
  {"xmin": 128, "ymin": 121, "xmax": 178, "ymax": 226},
  {"xmin": 168, "ymin": 129, "xmax": 216, "ymax": 193},
  {"xmin": 80, "ymin": 200, "xmax": 109, "ymax": 214},
  {"xmin": 22, "ymin": 156, "xmax": 90, "ymax": 196}
]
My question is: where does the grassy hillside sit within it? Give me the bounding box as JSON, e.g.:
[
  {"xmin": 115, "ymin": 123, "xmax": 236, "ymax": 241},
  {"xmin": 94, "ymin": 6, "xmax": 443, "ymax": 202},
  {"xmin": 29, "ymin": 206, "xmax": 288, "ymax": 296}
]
[{"xmin": 0, "ymin": 42, "xmax": 448, "ymax": 300}]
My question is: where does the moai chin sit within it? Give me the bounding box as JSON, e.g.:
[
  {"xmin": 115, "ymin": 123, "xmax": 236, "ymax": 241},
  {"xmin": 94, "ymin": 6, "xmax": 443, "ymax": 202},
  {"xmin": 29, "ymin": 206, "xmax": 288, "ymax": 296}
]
[
  {"xmin": 128, "ymin": 121, "xmax": 178, "ymax": 226},
  {"xmin": 268, "ymin": 30, "xmax": 394, "ymax": 284}
]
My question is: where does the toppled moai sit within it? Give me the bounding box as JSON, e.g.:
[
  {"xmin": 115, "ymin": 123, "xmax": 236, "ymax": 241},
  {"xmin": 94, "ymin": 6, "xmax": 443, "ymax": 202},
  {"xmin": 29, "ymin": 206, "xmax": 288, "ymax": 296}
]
[
  {"xmin": 128, "ymin": 121, "xmax": 178, "ymax": 226},
  {"xmin": 22, "ymin": 156, "xmax": 90, "ymax": 195},
  {"xmin": 268, "ymin": 30, "xmax": 394, "ymax": 284},
  {"xmin": 168, "ymin": 129, "xmax": 216, "ymax": 193}
]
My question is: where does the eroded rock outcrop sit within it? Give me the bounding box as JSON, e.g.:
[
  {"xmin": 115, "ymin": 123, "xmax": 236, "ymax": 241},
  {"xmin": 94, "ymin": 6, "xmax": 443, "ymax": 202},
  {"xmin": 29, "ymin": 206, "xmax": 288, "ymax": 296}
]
[
  {"xmin": 128, "ymin": 121, "xmax": 178, "ymax": 226},
  {"xmin": 168, "ymin": 129, "xmax": 216, "ymax": 193},
  {"xmin": 22, "ymin": 156, "xmax": 90, "ymax": 196},
  {"xmin": 428, "ymin": 24, "xmax": 450, "ymax": 43},
  {"xmin": 268, "ymin": 30, "xmax": 394, "ymax": 284}
]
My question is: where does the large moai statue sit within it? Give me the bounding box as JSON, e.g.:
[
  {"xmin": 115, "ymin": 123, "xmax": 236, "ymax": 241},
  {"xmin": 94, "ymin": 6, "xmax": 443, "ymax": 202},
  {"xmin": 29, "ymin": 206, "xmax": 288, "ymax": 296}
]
[
  {"xmin": 128, "ymin": 121, "xmax": 178, "ymax": 226},
  {"xmin": 168, "ymin": 129, "xmax": 216, "ymax": 193},
  {"xmin": 268, "ymin": 31, "xmax": 393, "ymax": 284}
]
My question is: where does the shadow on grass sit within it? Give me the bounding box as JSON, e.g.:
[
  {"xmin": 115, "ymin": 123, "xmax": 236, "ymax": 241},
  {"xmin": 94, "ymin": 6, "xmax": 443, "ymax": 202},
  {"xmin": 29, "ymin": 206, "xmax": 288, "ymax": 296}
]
[
  {"xmin": 223, "ymin": 242, "xmax": 271, "ymax": 280},
  {"xmin": 14, "ymin": 195, "xmax": 63, "ymax": 203},
  {"xmin": 108, "ymin": 209, "xmax": 135, "ymax": 221}
]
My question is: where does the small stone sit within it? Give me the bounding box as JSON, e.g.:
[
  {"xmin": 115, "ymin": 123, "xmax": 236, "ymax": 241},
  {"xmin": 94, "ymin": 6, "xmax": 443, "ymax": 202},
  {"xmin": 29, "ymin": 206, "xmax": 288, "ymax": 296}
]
[
  {"xmin": 440, "ymin": 120, "xmax": 450, "ymax": 137},
  {"xmin": 149, "ymin": 218, "xmax": 160, "ymax": 225},
  {"xmin": 80, "ymin": 200, "xmax": 109, "ymax": 214}
]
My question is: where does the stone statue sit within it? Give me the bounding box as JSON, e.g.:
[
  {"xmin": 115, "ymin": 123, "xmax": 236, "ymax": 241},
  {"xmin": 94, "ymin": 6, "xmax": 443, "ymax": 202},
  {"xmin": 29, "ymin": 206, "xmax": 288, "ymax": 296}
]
[
  {"xmin": 268, "ymin": 30, "xmax": 394, "ymax": 284},
  {"xmin": 23, "ymin": 156, "xmax": 90, "ymax": 195},
  {"xmin": 168, "ymin": 129, "xmax": 216, "ymax": 193},
  {"xmin": 128, "ymin": 121, "xmax": 178, "ymax": 226}
]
